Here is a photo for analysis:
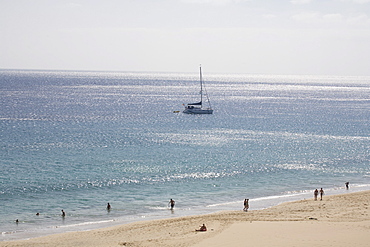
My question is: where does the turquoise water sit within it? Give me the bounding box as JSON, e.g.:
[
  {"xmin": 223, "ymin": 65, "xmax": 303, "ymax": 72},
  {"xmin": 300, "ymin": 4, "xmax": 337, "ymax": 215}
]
[{"xmin": 1, "ymin": 70, "xmax": 369, "ymax": 240}]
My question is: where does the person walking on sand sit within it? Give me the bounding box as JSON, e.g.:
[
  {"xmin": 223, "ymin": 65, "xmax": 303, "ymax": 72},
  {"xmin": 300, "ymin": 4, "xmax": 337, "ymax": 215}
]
[
  {"xmin": 243, "ymin": 199, "xmax": 249, "ymax": 212},
  {"xmin": 169, "ymin": 199, "xmax": 175, "ymax": 210},
  {"xmin": 314, "ymin": 189, "xmax": 319, "ymax": 200},
  {"xmin": 320, "ymin": 188, "xmax": 324, "ymax": 200}
]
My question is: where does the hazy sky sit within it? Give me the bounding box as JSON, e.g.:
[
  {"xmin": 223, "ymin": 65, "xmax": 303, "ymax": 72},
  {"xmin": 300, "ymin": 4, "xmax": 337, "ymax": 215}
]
[{"xmin": 1, "ymin": 0, "xmax": 370, "ymax": 75}]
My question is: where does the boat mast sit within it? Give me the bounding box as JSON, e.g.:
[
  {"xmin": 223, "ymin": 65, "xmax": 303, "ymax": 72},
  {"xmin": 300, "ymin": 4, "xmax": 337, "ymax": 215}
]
[{"xmin": 200, "ymin": 65, "xmax": 203, "ymax": 107}]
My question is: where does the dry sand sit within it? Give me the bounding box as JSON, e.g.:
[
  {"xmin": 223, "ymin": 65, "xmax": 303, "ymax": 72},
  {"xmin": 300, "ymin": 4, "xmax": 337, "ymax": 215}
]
[{"xmin": 1, "ymin": 190, "xmax": 369, "ymax": 247}]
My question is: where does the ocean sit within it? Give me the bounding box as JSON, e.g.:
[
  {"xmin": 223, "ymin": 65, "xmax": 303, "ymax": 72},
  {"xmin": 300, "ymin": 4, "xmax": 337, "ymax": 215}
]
[{"xmin": 1, "ymin": 69, "xmax": 369, "ymax": 241}]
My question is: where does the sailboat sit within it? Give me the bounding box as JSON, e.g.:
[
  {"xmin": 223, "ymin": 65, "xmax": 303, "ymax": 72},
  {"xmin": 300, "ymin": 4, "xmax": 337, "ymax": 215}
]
[{"xmin": 183, "ymin": 66, "xmax": 213, "ymax": 114}]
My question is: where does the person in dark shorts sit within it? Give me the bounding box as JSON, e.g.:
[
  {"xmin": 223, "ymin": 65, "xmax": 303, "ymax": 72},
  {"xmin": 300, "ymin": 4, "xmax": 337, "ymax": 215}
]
[
  {"xmin": 169, "ymin": 199, "xmax": 175, "ymax": 209},
  {"xmin": 243, "ymin": 199, "xmax": 249, "ymax": 211},
  {"xmin": 319, "ymin": 188, "xmax": 324, "ymax": 200},
  {"xmin": 345, "ymin": 182, "xmax": 349, "ymax": 190},
  {"xmin": 314, "ymin": 189, "xmax": 319, "ymax": 200}
]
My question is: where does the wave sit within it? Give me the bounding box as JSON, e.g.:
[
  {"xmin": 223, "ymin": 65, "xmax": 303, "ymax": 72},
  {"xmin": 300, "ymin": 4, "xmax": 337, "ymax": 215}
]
[{"xmin": 55, "ymin": 219, "xmax": 115, "ymax": 229}]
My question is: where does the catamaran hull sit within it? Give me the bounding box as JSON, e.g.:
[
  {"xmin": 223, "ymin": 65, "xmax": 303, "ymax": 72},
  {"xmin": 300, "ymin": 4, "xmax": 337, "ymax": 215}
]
[{"xmin": 183, "ymin": 108, "xmax": 213, "ymax": 114}]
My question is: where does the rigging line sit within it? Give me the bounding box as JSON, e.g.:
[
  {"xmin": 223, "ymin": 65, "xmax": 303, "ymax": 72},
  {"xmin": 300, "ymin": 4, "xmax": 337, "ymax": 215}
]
[{"xmin": 202, "ymin": 79, "xmax": 212, "ymax": 109}]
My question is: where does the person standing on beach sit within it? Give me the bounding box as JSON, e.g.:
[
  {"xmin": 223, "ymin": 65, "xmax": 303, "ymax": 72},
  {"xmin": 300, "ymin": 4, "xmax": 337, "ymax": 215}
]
[
  {"xmin": 320, "ymin": 188, "xmax": 324, "ymax": 200},
  {"xmin": 169, "ymin": 199, "xmax": 175, "ymax": 210},
  {"xmin": 345, "ymin": 182, "xmax": 349, "ymax": 190},
  {"xmin": 314, "ymin": 189, "xmax": 319, "ymax": 200},
  {"xmin": 243, "ymin": 199, "xmax": 249, "ymax": 211}
]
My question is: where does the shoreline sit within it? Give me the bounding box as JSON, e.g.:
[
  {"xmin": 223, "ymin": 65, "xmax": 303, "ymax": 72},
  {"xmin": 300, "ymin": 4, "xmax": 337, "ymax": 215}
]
[
  {"xmin": 1, "ymin": 190, "xmax": 369, "ymax": 247},
  {"xmin": 2, "ymin": 185, "xmax": 369, "ymax": 242}
]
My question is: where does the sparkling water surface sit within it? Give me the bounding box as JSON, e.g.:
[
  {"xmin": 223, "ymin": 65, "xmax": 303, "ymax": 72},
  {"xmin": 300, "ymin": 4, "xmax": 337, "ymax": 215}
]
[{"xmin": 1, "ymin": 70, "xmax": 369, "ymax": 240}]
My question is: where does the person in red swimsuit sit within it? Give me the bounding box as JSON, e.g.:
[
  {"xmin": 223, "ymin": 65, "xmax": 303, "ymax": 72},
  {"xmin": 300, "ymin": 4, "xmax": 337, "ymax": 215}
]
[{"xmin": 196, "ymin": 224, "xmax": 207, "ymax": 232}]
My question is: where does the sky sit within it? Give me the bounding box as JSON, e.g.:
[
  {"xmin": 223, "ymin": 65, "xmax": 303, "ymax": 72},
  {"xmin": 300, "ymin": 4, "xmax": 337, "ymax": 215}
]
[{"xmin": 1, "ymin": 0, "xmax": 370, "ymax": 75}]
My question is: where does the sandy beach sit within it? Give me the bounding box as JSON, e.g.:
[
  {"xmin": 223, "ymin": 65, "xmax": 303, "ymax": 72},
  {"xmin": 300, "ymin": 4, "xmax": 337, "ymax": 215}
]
[{"xmin": 1, "ymin": 190, "xmax": 369, "ymax": 247}]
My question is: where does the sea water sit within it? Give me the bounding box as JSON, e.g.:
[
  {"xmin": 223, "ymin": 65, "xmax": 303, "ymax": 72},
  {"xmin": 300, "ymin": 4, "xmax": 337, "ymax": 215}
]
[{"xmin": 1, "ymin": 70, "xmax": 369, "ymax": 241}]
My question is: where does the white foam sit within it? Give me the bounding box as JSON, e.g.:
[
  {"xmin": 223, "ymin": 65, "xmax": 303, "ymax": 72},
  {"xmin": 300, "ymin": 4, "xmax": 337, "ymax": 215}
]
[{"xmin": 56, "ymin": 219, "xmax": 115, "ymax": 228}]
